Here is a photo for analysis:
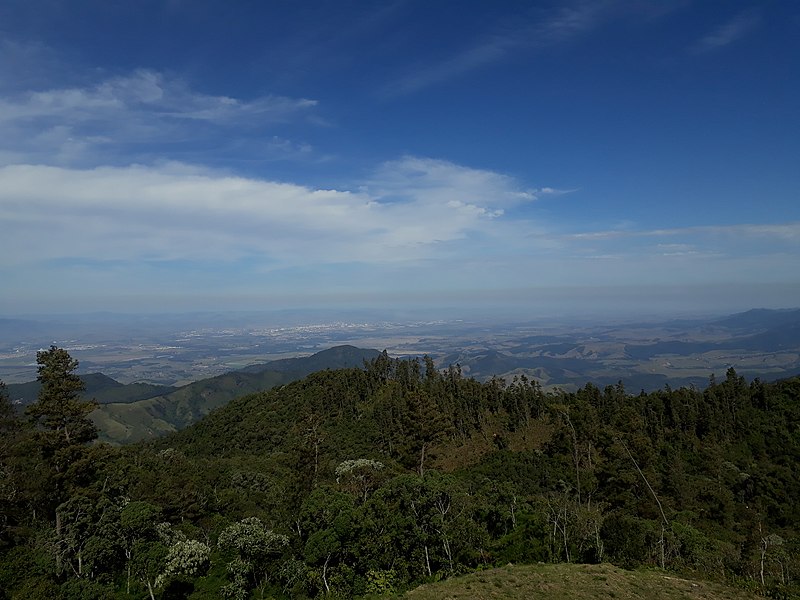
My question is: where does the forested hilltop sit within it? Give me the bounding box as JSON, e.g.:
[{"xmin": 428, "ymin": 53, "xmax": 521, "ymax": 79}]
[{"xmin": 1, "ymin": 347, "xmax": 798, "ymax": 599}]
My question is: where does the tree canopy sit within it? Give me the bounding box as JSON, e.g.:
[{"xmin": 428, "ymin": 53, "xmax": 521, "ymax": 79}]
[{"xmin": 0, "ymin": 347, "xmax": 798, "ymax": 598}]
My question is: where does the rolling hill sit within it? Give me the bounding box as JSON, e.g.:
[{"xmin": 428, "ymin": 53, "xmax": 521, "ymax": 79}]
[{"xmin": 91, "ymin": 345, "xmax": 379, "ymax": 444}]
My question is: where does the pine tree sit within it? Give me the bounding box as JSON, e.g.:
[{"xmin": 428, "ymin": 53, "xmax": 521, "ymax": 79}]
[{"xmin": 26, "ymin": 346, "xmax": 97, "ymax": 464}]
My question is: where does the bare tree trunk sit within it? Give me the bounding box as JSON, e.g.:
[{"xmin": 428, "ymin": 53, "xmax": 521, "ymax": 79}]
[
  {"xmin": 510, "ymin": 494, "xmax": 517, "ymax": 529},
  {"xmin": 562, "ymin": 503, "xmax": 571, "ymax": 563},
  {"xmin": 55, "ymin": 511, "xmax": 62, "ymax": 573},
  {"xmin": 620, "ymin": 440, "xmax": 668, "ymax": 527},
  {"xmin": 442, "ymin": 535, "xmax": 453, "ymax": 574},
  {"xmin": 424, "ymin": 544, "xmax": 432, "ymax": 577},
  {"xmin": 305, "ymin": 415, "xmax": 324, "ymax": 487},
  {"xmin": 620, "ymin": 439, "xmax": 669, "ymax": 569},
  {"xmin": 595, "ymin": 520, "xmax": 604, "ymax": 563},
  {"xmin": 313, "ymin": 439, "xmax": 320, "ymax": 484},
  {"xmin": 760, "ymin": 526, "xmax": 767, "ymax": 588},
  {"xmin": 561, "ymin": 411, "xmax": 581, "ymax": 505},
  {"xmin": 322, "ymin": 553, "xmax": 331, "ymax": 593}
]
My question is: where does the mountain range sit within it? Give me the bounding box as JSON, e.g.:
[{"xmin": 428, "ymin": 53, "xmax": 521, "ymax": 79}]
[{"xmin": 6, "ymin": 308, "xmax": 799, "ymax": 445}]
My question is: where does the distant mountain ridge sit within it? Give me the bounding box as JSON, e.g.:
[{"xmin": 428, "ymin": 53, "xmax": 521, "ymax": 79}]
[
  {"xmin": 712, "ymin": 307, "xmax": 800, "ymax": 331},
  {"xmin": 444, "ymin": 308, "xmax": 800, "ymax": 390},
  {"xmin": 7, "ymin": 344, "xmax": 380, "ymax": 445},
  {"xmin": 625, "ymin": 310, "xmax": 800, "ymax": 359},
  {"xmin": 7, "ymin": 373, "xmax": 177, "ymax": 407},
  {"xmin": 238, "ymin": 344, "xmax": 379, "ymax": 374}
]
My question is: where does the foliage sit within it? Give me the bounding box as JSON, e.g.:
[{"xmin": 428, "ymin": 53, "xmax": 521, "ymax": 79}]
[
  {"xmin": 1, "ymin": 348, "xmax": 798, "ymax": 598},
  {"xmin": 157, "ymin": 538, "xmax": 211, "ymax": 586},
  {"xmin": 218, "ymin": 516, "xmax": 289, "ymax": 599},
  {"xmin": 27, "ymin": 346, "xmax": 98, "ymax": 449}
]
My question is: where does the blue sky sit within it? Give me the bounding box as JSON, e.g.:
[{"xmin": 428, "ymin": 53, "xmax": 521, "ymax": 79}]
[{"xmin": 1, "ymin": 0, "xmax": 798, "ymax": 317}]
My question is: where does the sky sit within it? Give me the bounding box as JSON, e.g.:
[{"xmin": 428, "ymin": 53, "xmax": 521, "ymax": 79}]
[{"xmin": 1, "ymin": 0, "xmax": 799, "ymax": 318}]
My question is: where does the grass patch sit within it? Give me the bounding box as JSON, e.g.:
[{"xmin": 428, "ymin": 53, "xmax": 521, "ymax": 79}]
[{"xmin": 401, "ymin": 563, "xmax": 762, "ymax": 600}]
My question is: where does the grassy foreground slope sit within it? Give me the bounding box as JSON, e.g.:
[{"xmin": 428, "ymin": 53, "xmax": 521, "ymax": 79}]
[{"xmin": 403, "ymin": 563, "xmax": 760, "ymax": 600}]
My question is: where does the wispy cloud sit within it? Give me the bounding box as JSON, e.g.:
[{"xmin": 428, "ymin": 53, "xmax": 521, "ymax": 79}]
[
  {"xmin": 0, "ymin": 69, "xmax": 316, "ymax": 124},
  {"xmin": 535, "ymin": 187, "xmax": 578, "ymax": 198},
  {"xmin": 0, "ymin": 69, "xmax": 318, "ymax": 166},
  {"xmin": 691, "ymin": 10, "xmax": 760, "ymax": 53},
  {"xmin": 567, "ymin": 222, "xmax": 800, "ymax": 242},
  {"xmin": 561, "ymin": 221, "xmax": 800, "ymax": 276},
  {"xmin": 381, "ymin": 1, "xmax": 610, "ymax": 96},
  {"xmin": 0, "ymin": 39, "xmax": 70, "ymax": 92}
]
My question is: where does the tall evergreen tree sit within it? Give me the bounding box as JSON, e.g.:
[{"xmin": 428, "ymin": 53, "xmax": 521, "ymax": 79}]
[{"xmin": 26, "ymin": 346, "xmax": 97, "ymax": 466}]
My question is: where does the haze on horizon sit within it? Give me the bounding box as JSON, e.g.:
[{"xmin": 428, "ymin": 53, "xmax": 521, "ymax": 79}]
[{"xmin": 1, "ymin": 1, "xmax": 798, "ymax": 317}]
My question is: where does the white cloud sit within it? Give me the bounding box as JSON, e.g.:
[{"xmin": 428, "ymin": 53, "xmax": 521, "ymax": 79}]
[
  {"xmin": 0, "ymin": 157, "xmax": 545, "ymax": 269},
  {"xmin": 364, "ymin": 156, "xmax": 533, "ymax": 210},
  {"xmin": 0, "ymin": 69, "xmax": 318, "ymax": 166},
  {"xmin": 534, "ymin": 186, "xmax": 577, "ymax": 197},
  {"xmin": 2, "ymin": 152, "xmax": 777, "ymax": 274}
]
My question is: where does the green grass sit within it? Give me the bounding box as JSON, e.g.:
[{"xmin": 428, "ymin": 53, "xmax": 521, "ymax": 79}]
[{"xmin": 401, "ymin": 563, "xmax": 761, "ymax": 600}]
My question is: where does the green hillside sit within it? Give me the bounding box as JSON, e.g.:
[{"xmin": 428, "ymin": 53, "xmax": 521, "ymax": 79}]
[
  {"xmin": 1, "ymin": 349, "xmax": 797, "ymax": 599},
  {"xmin": 92, "ymin": 345, "xmax": 380, "ymax": 444}
]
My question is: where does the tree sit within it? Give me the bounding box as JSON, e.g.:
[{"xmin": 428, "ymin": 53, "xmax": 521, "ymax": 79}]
[
  {"xmin": 120, "ymin": 501, "xmax": 162, "ymax": 594},
  {"xmin": 157, "ymin": 538, "xmax": 211, "ymax": 589},
  {"xmin": 127, "ymin": 522, "xmax": 211, "ymax": 600},
  {"xmin": 0, "ymin": 380, "xmax": 22, "ymax": 511},
  {"xmin": 402, "ymin": 390, "xmax": 451, "ymax": 476},
  {"xmin": 335, "ymin": 458, "xmax": 385, "ymax": 503},
  {"xmin": 0, "ymin": 378, "xmax": 25, "ymax": 464},
  {"xmin": 130, "ymin": 538, "xmax": 168, "ymax": 600},
  {"xmin": 218, "ymin": 516, "xmax": 289, "ymax": 599},
  {"xmin": 27, "ymin": 346, "xmax": 97, "ymax": 456},
  {"xmin": 0, "ymin": 380, "xmax": 18, "ymax": 440},
  {"xmin": 300, "ymin": 489, "xmax": 357, "ymax": 595},
  {"xmin": 52, "ymin": 494, "xmax": 99, "ymax": 578}
]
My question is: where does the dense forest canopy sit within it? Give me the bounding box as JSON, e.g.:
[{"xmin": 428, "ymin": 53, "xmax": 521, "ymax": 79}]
[{"xmin": 0, "ymin": 347, "xmax": 798, "ymax": 598}]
